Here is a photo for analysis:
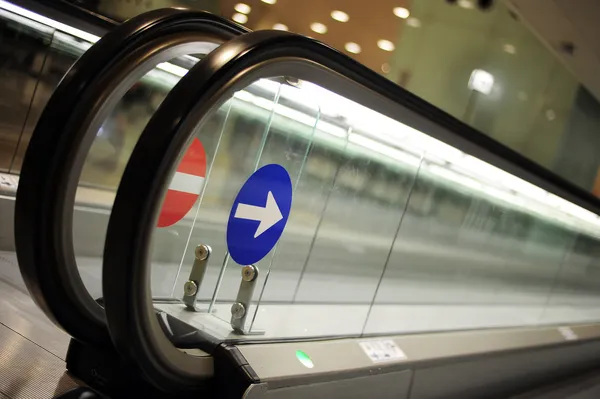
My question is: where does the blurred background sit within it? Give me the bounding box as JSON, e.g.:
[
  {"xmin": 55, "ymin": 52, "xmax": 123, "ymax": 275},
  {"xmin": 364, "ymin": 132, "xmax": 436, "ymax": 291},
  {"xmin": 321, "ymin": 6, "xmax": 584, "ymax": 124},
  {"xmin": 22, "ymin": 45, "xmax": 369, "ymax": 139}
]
[
  {"xmin": 73, "ymin": 0, "xmax": 600, "ymax": 188},
  {"xmin": 2, "ymin": 0, "xmax": 600, "ymax": 195}
]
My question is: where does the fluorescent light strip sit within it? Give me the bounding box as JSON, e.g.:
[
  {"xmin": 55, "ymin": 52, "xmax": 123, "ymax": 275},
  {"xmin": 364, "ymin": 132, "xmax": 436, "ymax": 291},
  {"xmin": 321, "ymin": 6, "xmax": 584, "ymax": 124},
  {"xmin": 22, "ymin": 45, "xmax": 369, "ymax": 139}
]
[
  {"xmin": 0, "ymin": 8, "xmax": 52, "ymax": 33},
  {"xmin": 52, "ymin": 31, "xmax": 93, "ymax": 52},
  {"xmin": 155, "ymin": 62, "xmax": 188, "ymax": 77},
  {"xmin": 348, "ymin": 105, "xmax": 600, "ymax": 232},
  {"xmin": 144, "ymin": 68, "xmax": 181, "ymax": 88},
  {"xmin": 0, "ymin": 1, "xmax": 220, "ymax": 81},
  {"xmin": 349, "ymin": 133, "xmax": 420, "ymax": 167},
  {"xmin": 235, "ymin": 79, "xmax": 600, "ymax": 233},
  {"xmin": 316, "ymin": 120, "xmax": 347, "ymax": 138},
  {"xmin": 250, "ymin": 93, "xmax": 346, "ymax": 138},
  {"xmin": 427, "ymin": 164, "xmax": 482, "ymax": 191},
  {"xmin": 0, "ymin": 0, "xmax": 99, "ymax": 42},
  {"xmin": 234, "ymin": 90, "xmax": 255, "ymax": 102},
  {"xmin": 255, "ymin": 78, "xmax": 282, "ymax": 94},
  {"xmin": 287, "ymin": 83, "xmax": 568, "ymax": 225},
  {"xmin": 253, "ymin": 96, "xmax": 276, "ymax": 111},
  {"xmin": 273, "ymin": 102, "xmax": 318, "ymax": 127},
  {"xmin": 426, "ymin": 160, "xmax": 571, "ymax": 233}
]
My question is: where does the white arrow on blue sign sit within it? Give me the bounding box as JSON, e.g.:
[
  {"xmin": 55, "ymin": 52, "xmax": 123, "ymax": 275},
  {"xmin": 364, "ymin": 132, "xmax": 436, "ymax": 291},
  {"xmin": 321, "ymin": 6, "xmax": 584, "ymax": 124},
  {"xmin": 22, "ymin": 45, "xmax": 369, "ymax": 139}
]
[{"xmin": 226, "ymin": 164, "xmax": 292, "ymax": 265}]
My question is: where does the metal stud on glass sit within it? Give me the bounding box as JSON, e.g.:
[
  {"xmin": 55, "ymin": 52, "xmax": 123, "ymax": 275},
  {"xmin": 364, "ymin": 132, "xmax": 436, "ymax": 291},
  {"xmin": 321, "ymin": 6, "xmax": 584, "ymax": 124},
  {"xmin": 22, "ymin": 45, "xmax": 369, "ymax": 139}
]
[
  {"xmin": 182, "ymin": 244, "xmax": 211, "ymax": 311},
  {"xmin": 230, "ymin": 264, "xmax": 264, "ymax": 335}
]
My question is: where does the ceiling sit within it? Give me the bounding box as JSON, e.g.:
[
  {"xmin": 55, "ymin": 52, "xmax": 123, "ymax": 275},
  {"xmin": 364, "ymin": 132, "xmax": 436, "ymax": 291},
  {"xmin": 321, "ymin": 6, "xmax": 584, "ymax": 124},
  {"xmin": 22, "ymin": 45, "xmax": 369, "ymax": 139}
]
[
  {"xmin": 506, "ymin": 0, "xmax": 600, "ymax": 102},
  {"xmin": 89, "ymin": 0, "xmax": 600, "ymax": 103},
  {"xmin": 219, "ymin": 0, "xmax": 409, "ymax": 73},
  {"xmin": 220, "ymin": 0, "xmax": 600, "ymax": 103}
]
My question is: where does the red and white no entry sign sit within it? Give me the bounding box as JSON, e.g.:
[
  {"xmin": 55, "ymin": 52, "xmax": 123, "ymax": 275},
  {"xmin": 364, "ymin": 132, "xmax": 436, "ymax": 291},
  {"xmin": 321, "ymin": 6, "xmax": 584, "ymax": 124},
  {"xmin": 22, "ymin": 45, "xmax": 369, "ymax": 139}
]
[{"xmin": 157, "ymin": 138, "xmax": 207, "ymax": 228}]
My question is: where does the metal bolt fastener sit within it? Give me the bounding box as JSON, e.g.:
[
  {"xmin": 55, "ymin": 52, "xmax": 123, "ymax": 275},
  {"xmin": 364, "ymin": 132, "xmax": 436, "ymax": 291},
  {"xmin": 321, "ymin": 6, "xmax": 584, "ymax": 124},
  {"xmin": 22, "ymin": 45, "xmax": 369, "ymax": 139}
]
[
  {"xmin": 231, "ymin": 302, "xmax": 246, "ymax": 319},
  {"xmin": 241, "ymin": 265, "xmax": 257, "ymax": 282},
  {"xmin": 184, "ymin": 280, "xmax": 198, "ymax": 296},
  {"xmin": 195, "ymin": 244, "xmax": 209, "ymax": 261}
]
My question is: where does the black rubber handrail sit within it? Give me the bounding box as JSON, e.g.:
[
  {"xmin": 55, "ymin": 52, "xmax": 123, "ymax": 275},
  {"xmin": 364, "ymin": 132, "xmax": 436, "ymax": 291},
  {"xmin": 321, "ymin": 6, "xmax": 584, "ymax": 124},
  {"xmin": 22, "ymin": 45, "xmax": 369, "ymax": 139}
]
[
  {"xmin": 103, "ymin": 29, "xmax": 600, "ymax": 393},
  {"xmin": 15, "ymin": 8, "xmax": 248, "ymax": 346}
]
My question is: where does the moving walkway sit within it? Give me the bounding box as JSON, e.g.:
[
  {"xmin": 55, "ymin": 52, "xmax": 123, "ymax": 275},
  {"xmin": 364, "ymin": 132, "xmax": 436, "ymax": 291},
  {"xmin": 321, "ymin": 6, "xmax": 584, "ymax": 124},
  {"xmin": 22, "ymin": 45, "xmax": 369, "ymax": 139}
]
[{"xmin": 4, "ymin": 1, "xmax": 600, "ymax": 397}]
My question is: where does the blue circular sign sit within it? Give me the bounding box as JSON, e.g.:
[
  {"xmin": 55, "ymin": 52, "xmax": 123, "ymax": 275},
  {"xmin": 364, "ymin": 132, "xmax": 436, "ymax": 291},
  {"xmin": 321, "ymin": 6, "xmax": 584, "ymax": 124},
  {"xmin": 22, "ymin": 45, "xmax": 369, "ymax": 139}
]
[{"xmin": 226, "ymin": 164, "xmax": 292, "ymax": 265}]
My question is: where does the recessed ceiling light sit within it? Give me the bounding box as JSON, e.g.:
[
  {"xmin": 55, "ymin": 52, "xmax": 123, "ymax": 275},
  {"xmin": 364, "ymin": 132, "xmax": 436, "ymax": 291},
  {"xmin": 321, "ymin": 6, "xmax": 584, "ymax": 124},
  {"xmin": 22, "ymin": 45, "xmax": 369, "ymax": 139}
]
[
  {"xmin": 458, "ymin": 0, "xmax": 475, "ymax": 9},
  {"xmin": 232, "ymin": 13, "xmax": 248, "ymax": 24},
  {"xmin": 331, "ymin": 10, "xmax": 349, "ymax": 22},
  {"xmin": 273, "ymin": 23, "xmax": 288, "ymax": 30},
  {"xmin": 262, "ymin": 0, "xmax": 277, "ymax": 3},
  {"xmin": 310, "ymin": 22, "xmax": 327, "ymax": 34},
  {"xmin": 468, "ymin": 69, "xmax": 494, "ymax": 95},
  {"xmin": 393, "ymin": 7, "xmax": 410, "ymax": 19},
  {"xmin": 381, "ymin": 63, "xmax": 391, "ymax": 73},
  {"xmin": 406, "ymin": 17, "xmax": 421, "ymax": 27},
  {"xmin": 377, "ymin": 39, "xmax": 395, "ymax": 51},
  {"xmin": 345, "ymin": 42, "xmax": 361, "ymax": 54},
  {"xmin": 234, "ymin": 3, "xmax": 251, "ymax": 14},
  {"xmin": 503, "ymin": 43, "xmax": 516, "ymax": 54}
]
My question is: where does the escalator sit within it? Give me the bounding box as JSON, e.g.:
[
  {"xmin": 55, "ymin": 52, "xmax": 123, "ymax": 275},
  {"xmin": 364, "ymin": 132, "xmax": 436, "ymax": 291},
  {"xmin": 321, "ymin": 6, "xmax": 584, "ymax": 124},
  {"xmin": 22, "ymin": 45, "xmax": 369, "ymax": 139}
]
[
  {"xmin": 7, "ymin": 2, "xmax": 600, "ymax": 399},
  {"xmin": 98, "ymin": 29, "xmax": 600, "ymax": 398}
]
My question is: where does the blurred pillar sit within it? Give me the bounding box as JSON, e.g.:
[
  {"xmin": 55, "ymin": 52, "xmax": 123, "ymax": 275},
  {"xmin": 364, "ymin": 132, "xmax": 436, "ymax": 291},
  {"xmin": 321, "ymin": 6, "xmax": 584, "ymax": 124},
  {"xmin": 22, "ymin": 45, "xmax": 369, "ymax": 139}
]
[{"xmin": 388, "ymin": 0, "xmax": 579, "ymax": 173}]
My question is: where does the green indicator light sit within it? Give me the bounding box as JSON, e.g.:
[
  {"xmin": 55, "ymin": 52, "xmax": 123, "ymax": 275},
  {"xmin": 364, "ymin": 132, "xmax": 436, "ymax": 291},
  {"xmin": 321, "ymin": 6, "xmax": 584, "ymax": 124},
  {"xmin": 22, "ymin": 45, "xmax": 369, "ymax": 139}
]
[{"xmin": 295, "ymin": 350, "xmax": 314, "ymax": 369}]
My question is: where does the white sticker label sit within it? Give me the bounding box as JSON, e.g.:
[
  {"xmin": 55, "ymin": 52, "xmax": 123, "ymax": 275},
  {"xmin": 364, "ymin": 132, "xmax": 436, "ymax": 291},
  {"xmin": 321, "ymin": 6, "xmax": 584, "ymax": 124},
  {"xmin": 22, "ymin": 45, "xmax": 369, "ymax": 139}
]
[
  {"xmin": 0, "ymin": 174, "xmax": 17, "ymax": 188},
  {"xmin": 359, "ymin": 339, "xmax": 407, "ymax": 363},
  {"xmin": 558, "ymin": 326, "xmax": 578, "ymax": 341}
]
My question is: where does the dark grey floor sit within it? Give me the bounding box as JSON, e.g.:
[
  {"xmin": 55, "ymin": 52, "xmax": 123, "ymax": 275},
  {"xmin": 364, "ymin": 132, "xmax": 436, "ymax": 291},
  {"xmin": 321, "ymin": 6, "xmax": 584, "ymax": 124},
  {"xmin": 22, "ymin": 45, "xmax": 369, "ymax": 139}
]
[
  {"xmin": 512, "ymin": 370, "xmax": 600, "ymax": 399},
  {"xmin": 0, "ymin": 254, "xmax": 75, "ymax": 398}
]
